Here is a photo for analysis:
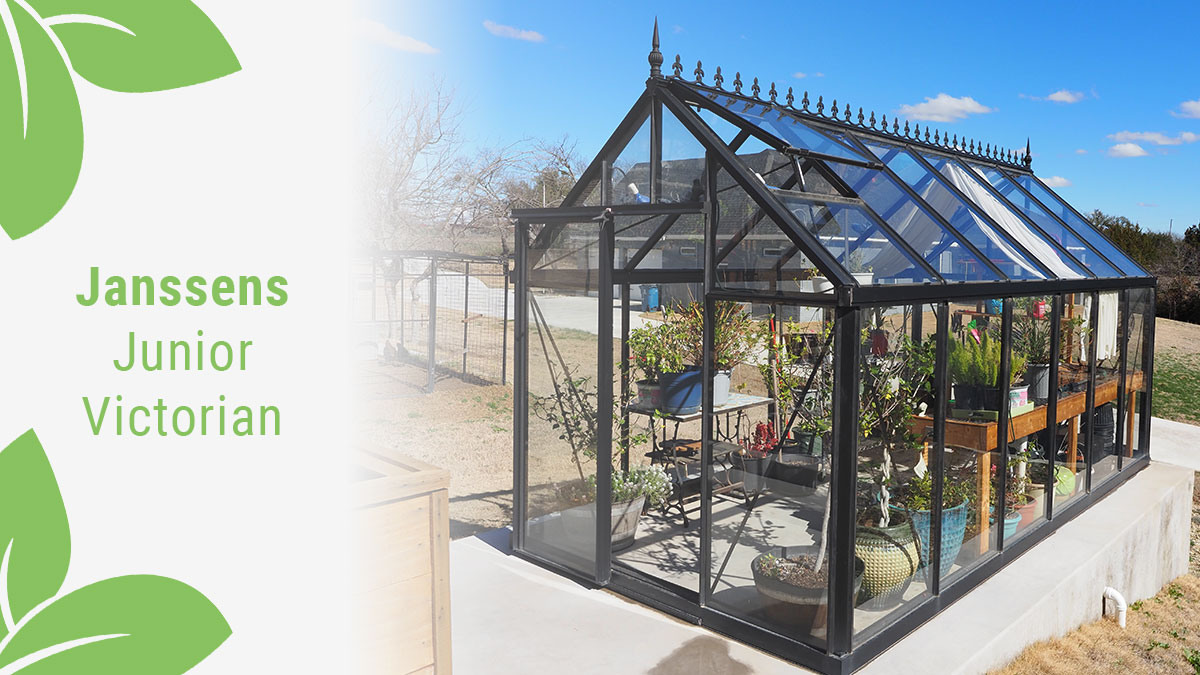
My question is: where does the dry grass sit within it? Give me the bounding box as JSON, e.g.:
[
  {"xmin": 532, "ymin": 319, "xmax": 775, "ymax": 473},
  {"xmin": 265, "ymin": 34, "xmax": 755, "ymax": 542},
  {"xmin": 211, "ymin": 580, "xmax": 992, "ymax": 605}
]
[{"xmin": 992, "ymin": 473, "xmax": 1200, "ymax": 675}]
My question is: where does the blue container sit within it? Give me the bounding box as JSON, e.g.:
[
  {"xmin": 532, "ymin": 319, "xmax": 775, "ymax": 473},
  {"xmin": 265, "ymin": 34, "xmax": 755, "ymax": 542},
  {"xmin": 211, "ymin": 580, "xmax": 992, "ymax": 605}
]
[
  {"xmin": 986, "ymin": 298, "xmax": 1003, "ymax": 315},
  {"xmin": 640, "ymin": 285, "xmax": 660, "ymax": 312},
  {"xmin": 659, "ymin": 368, "xmax": 702, "ymax": 414},
  {"xmin": 893, "ymin": 501, "xmax": 969, "ymax": 577}
]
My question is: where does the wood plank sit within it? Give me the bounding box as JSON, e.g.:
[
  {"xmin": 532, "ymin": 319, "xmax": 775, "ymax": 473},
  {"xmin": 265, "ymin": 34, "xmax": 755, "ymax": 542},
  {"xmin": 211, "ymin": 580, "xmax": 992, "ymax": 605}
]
[
  {"xmin": 355, "ymin": 576, "xmax": 434, "ymax": 674},
  {"xmin": 430, "ymin": 489, "xmax": 452, "ymax": 674}
]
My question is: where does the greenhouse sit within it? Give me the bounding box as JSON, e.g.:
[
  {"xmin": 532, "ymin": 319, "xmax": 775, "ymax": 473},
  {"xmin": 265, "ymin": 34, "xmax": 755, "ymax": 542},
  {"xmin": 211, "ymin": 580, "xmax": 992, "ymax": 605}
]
[{"xmin": 509, "ymin": 24, "xmax": 1155, "ymax": 674}]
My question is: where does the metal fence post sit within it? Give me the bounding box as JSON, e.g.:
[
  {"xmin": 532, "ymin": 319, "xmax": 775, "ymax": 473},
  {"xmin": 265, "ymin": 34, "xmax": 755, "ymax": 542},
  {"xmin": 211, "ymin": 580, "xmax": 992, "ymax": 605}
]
[
  {"xmin": 501, "ymin": 260, "xmax": 510, "ymax": 385},
  {"xmin": 427, "ymin": 256, "xmax": 438, "ymax": 394},
  {"xmin": 463, "ymin": 261, "xmax": 471, "ymax": 374}
]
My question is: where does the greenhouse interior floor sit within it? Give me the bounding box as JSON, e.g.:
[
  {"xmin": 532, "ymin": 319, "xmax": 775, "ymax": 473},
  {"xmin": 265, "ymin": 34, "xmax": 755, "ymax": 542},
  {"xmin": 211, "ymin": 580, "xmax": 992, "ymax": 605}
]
[{"xmin": 452, "ymin": 421, "xmax": 1193, "ymax": 674}]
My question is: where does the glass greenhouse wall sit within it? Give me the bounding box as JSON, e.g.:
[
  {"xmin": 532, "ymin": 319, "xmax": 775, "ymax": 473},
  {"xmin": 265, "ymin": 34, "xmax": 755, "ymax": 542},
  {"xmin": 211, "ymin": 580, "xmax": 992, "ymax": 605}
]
[{"xmin": 510, "ymin": 34, "xmax": 1156, "ymax": 674}]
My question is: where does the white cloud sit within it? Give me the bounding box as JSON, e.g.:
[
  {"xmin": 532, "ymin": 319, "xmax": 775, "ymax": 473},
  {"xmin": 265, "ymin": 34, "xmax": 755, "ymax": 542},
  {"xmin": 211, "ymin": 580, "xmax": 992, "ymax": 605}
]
[
  {"xmin": 1137, "ymin": 202, "xmax": 1158, "ymax": 208},
  {"xmin": 1075, "ymin": 148, "xmax": 1088, "ymax": 154},
  {"xmin": 1042, "ymin": 176, "xmax": 1072, "ymax": 187},
  {"xmin": 672, "ymin": 24, "xmax": 684, "ymax": 34},
  {"xmin": 1172, "ymin": 99, "xmax": 1200, "ymax": 118},
  {"xmin": 793, "ymin": 72, "xmax": 824, "ymax": 79},
  {"xmin": 356, "ymin": 19, "xmax": 438, "ymax": 54},
  {"xmin": 1108, "ymin": 142, "xmax": 1149, "ymax": 157},
  {"xmin": 1108, "ymin": 130, "xmax": 1200, "ymax": 146},
  {"xmin": 1046, "ymin": 89, "xmax": 1085, "ymax": 103},
  {"xmin": 896, "ymin": 93, "xmax": 993, "ymax": 122},
  {"xmin": 483, "ymin": 20, "xmax": 544, "ymax": 42}
]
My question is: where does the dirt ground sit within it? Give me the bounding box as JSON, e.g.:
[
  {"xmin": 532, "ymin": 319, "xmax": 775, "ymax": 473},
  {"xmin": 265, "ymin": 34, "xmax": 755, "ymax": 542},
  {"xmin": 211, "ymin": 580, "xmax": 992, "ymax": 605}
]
[{"xmin": 992, "ymin": 473, "xmax": 1200, "ymax": 674}]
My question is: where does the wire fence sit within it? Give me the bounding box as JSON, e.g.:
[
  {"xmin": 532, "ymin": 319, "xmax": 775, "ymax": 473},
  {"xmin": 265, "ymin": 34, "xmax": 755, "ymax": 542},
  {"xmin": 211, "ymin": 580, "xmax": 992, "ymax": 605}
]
[{"xmin": 351, "ymin": 250, "xmax": 512, "ymax": 393}]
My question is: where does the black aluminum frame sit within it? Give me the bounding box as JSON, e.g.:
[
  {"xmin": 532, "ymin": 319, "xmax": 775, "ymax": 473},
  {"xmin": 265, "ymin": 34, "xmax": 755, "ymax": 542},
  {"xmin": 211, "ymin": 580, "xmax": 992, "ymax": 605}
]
[{"xmin": 510, "ymin": 67, "xmax": 1157, "ymax": 675}]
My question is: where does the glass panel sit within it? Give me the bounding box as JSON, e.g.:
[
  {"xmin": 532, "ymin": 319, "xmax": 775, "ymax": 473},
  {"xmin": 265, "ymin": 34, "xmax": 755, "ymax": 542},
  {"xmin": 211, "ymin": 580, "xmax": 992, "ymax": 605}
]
[
  {"xmin": 854, "ymin": 304, "xmax": 938, "ymax": 645},
  {"xmin": 616, "ymin": 214, "xmax": 705, "ymax": 280},
  {"xmin": 660, "ymin": 107, "xmax": 707, "ymax": 204},
  {"xmin": 826, "ymin": 159, "xmax": 1005, "ymax": 282},
  {"xmin": 774, "ymin": 191, "xmax": 937, "ymax": 285},
  {"xmin": 612, "ymin": 116, "xmax": 652, "ymax": 205},
  {"xmin": 613, "ymin": 284, "xmax": 712, "ymax": 595},
  {"xmin": 1005, "ymin": 296, "xmax": 1054, "ymax": 541},
  {"xmin": 1088, "ymin": 291, "xmax": 1121, "ymax": 486},
  {"xmin": 944, "ymin": 299, "xmax": 1001, "ymax": 582},
  {"xmin": 704, "ymin": 92, "xmax": 870, "ymax": 163},
  {"xmin": 965, "ymin": 163, "xmax": 1122, "ymax": 278},
  {"xmin": 883, "ymin": 148, "xmax": 1099, "ymax": 279},
  {"xmin": 1125, "ymin": 288, "xmax": 1152, "ymax": 462},
  {"xmin": 1054, "ymin": 293, "xmax": 1090, "ymax": 509},
  {"xmin": 861, "ymin": 141, "xmax": 1064, "ymax": 281},
  {"xmin": 712, "ymin": 168, "xmax": 816, "ymax": 295},
  {"xmin": 1010, "ymin": 174, "xmax": 1147, "ymax": 277},
  {"xmin": 706, "ymin": 302, "xmax": 835, "ymax": 649},
  {"xmin": 525, "ymin": 223, "xmax": 603, "ymax": 576}
]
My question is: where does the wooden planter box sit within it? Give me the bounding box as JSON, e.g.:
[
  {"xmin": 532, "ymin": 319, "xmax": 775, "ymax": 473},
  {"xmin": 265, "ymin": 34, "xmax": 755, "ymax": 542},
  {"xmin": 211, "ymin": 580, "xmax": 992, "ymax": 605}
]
[{"xmin": 354, "ymin": 448, "xmax": 451, "ymax": 674}]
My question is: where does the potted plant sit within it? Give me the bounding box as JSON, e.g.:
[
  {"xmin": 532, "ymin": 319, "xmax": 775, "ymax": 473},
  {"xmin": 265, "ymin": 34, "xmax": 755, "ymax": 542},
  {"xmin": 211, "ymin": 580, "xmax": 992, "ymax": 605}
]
[
  {"xmin": 761, "ymin": 319, "xmax": 831, "ymax": 489},
  {"xmin": 530, "ymin": 372, "xmax": 671, "ymax": 550},
  {"xmin": 735, "ymin": 422, "xmax": 777, "ymax": 494},
  {"xmin": 751, "ymin": 548, "xmax": 864, "ymax": 628},
  {"xmin": 854, "ymin": 326, "xmax": 934, "ymax": 609},
  {"xmin": 673, "ymin": 301, "xmax": 760, "ymax": 408},
  {"xmin": 1014, "ymin": 305, "xmax": 1052, "ymax": 401},
  {"xmin": 891, "ymin": 468, "xmax": 972, "ymax": 578},
  {"xmin": 948, "ymin": 332, "xmax": 1026, "ymax": 412},
  {"xmin": 626, "ymin": 323, "xmax": 682, "ymax": 410}
]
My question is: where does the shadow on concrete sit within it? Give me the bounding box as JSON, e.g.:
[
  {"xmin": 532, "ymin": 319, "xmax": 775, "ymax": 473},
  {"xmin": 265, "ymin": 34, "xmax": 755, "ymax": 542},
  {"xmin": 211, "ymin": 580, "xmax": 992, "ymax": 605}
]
[
  {"xmin": 473, "ymin": 527, "xmax": 514, "ymax": 555},
  {"xmin": 647, "ymin": 636, "xmax": 755, "ymax": 675}
]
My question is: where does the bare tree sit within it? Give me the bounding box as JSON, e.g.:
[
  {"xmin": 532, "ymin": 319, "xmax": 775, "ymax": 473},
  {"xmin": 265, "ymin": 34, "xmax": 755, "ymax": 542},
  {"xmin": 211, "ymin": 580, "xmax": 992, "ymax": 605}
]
[{"xmin": 361, "ymin": 81, "xmax": 589, "ymax": 345}]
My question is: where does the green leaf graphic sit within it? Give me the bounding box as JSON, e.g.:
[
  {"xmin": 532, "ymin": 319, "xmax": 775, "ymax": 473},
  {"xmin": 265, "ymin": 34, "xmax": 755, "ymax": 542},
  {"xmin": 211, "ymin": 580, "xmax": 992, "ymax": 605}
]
[
  {"xmin": 28, "ymin": 0, "xmax": 240, "ymax": 92},
  {"xmin": 0, "ymin": 430, "xmax": 69, "ymax": 643},
  {"xmin": 0, "ymin": 575, "xmax": 231, "ymax": 675},
  {"xmin": 0, "ymin": 0, "xmax": 83, "ymax": 240}
]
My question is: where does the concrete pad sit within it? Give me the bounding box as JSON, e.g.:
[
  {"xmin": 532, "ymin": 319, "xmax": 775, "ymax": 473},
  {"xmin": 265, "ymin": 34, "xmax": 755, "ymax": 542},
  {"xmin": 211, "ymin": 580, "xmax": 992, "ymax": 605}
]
[
  {"xmin": 450, "ymin": 532, "xmax": 809, "ymax": 675},
  {"xmin": 1145, "ymin": 417, "xmax": 1200, "ymax": 471}
]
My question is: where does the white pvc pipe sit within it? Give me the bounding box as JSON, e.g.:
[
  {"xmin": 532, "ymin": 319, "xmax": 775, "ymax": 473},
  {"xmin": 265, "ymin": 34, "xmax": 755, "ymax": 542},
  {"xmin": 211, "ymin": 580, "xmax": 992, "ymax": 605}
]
[{"xmin": 1103, "ymin": 587, "xmax": 1127, "ymax": 628}]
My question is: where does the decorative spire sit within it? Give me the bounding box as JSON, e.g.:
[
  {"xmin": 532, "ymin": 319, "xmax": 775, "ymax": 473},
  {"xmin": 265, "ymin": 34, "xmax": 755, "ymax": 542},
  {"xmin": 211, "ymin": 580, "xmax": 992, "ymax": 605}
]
[
  {"xmin": 694, "ymin": 60, "xmax": 704, "ymax": 83},
  {"xmin": 844, "ymin": 104, "xmax": 852, "ymax": 123},
  {"xmin": 934, "ymin": 130, "xmax": 940, "ymax": 145},
  {"xmin": 1023, "ymin": 138, "xmax": 1032, "ymax": 168},
  {"xmin": 769, "ymin": 82, "xmax": 777, "ymax": 103},
  {"xmin": 733, "ymin": 72, "xmax": 742, "ymax": 93},
  {"xmin": 648, "ymin": 19, "xmax": 663, "ymax": 78},
  {"xmin": 816, "ymin": 95, "xmax": 824, "ymax": 115},
  {"xmin": 869, "ymin": 111, "xmax": 877, "ymax": 128},
  {"xmin": 786, "ymin": 86, "xmax": 794, "ymax": 107},
  {"xmin": 892, "ymin": 118, "xmax": 899, "ymax": 134},
  {"xmin": 671, "ymin": 55, "xmax": 682, "ymax": 78},
  {"xmin": 751, "ymin": 77, "xmax": 760, "ymax": 98},
  {"xmin": 831, "ymin": 99, "xmax": 839, "ymax": 118},
  {"xmin": 904, "ymin": 121, "xmax": 910, "ymax": 137},
  {"xmin": 802, "ymin": 91, "xmax": 810, "ymax": 111},
  {"xmin": 924, "ymin": 128, "xmax": 931, "ymax": 142},
  {"xmin": 714, "ymin": 66, "xmax": 724, "ymax": 89}
]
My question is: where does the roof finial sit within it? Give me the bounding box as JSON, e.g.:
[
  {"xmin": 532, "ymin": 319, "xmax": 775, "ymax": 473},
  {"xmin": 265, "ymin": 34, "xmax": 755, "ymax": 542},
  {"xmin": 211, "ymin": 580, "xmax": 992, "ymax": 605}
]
[
  {"xmin": 1023, "ymin": 138, "xmax": 1032, "ymax": 168},
  {"xmin": 648, "ymin": 18, "xmax": 663, "ymax": 78}
]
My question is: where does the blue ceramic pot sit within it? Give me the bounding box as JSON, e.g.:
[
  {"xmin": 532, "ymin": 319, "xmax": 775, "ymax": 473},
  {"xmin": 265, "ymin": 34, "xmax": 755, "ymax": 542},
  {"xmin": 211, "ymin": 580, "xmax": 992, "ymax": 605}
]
[
  {"xmin": 660, "ymin": 367, "xmax": 703, "ymax": 414},
  {"xmin": 891, "ymin": 500, "xmax": 969, "ymax": 577}
]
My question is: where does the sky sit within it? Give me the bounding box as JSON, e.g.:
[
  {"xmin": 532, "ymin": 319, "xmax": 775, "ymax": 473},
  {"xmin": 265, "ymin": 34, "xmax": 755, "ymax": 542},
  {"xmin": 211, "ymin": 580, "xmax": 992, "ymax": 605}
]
[{"xmin": 357, "ymin": 0, "xmax": 1200, "ymax": 234}]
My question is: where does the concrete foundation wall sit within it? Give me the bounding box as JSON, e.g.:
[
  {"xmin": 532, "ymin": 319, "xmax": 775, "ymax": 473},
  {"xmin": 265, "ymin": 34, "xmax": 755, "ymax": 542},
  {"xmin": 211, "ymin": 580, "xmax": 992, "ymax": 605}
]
[{"xmin": 863, "ymin": 461, "xmax": 1193, "ymax": 675}]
